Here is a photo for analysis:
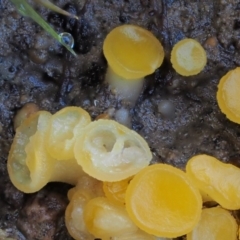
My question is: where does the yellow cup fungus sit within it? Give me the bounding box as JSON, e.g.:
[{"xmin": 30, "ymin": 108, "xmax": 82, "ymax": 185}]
[
  {"xmin": 170, "ymin": 38, "xmax": 207, "ymax": 76},
  {"xmin": 74, "ymin": 119, "xmax": 152, "ymax": 182},
  {"xmin": 65, "ymin": 174, "xmax": 104, "ymax": 240},
  {"xmin": 46, "ymin": 106, "xmax": 91, "ymax": 160},
  {"xmin": 84, "ymin": 197, "xmax": 138, "ymax": 240},
  {"xmin": 7, "ymin": 110, "xmax": 84, "ymax": 193},
  {"xmin": 217, "ymin": 67, "xmax": 240, "ymax": 124},
  {"xmin": 125, "ymin": 164, "xmax": 202, "ymax": 238},
  {"xmin": 8, "ymin": 111, "xmax": 53, "ymax": 193},
  {"xmin": 187, "ymin": 207, "xmax": 238, "ymax": 240},
  {"xmin": 103, "ymin": 24, "xmax": 164, "ymax": 102},
  {"xmin": 186, "ymin": 154, "xmax": 240, "ymax": 210}
]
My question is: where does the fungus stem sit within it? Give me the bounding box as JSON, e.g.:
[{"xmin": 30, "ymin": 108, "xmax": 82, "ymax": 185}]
[{"xmin": 106, "ymin": 67, "xmax": 144, "ymax": 104}]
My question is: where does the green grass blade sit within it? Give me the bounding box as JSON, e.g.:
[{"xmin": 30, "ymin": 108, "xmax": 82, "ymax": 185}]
[{"xmin": 9, "ymin": 0, "xmax": 77, "ymax": 56}]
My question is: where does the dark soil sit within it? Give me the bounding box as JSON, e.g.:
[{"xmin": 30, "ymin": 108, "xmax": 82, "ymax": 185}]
[{"xmin": 1, "ymin": 0, "xmax": 240, "ymax": 239}]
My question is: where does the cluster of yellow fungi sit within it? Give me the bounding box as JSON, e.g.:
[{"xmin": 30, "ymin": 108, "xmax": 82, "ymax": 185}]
[
  {"xmin": 103, "ymin": 25, "xmax": 207, "ymax": 105},
  {"xmin": 8, "ymin": 104, "xmax": 240, "ymax": 239},
  {"xmin": 7, "ymin": 24, "xmax": 240, "ymax": 240}
]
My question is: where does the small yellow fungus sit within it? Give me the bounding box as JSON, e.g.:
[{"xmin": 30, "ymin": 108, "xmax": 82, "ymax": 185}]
[
  {"xmin": 65, "ymin": 174, "xmax": 104, "ymax": 240},
  {"xmin": 84, "ymin": 197, "xmax": 138, "ymax": 240},
  {"xmin": 8, "ymin": 110, "xmax": 84, "ymax": 193},
  {"xmin": 171, "ymin": 38, "xmax": 207, "ymax": 76},
  {"xmin": 103, "ymin": 25, "xmax": 164, "ymax": 102},
  {"xmin": 103, "ymin": 176, "xmax": 132, "ymax": 205},
  {"xmin": 186, "ymin": 154, "xmax": 240, "ymax": 210},
  {"xmin": 8, "ymin": 111, "xmax": 53, "ymax": 193},
  {"xmin": 125, "ymin": 164, "xmax": 202, "ymax": 238},
  {"xmin": 187, "ymin": 207, "xmax": 238, "ymax": 240},
  {"xmin": 217, "ymin": 67, "xmax": 240, "ymax": 124},
  {"xmin": 46, "ymin": 106, "xmax": 91, "ymax": 160},
  {"xmin": 65, "ymin": 190, "xmax": 95, "ymax": 240},
  {"xmin": 103, "ymin": 24, "xmax": 164, "ymax": 80},
  {"xmin": 74, "ymin": 119, "xmax": 152, "ymax": 182}
]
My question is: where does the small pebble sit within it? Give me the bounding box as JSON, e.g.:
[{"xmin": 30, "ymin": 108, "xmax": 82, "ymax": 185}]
[{"xmin": 158, "ymin": 100, "xmax": 175, "ymax": 119}]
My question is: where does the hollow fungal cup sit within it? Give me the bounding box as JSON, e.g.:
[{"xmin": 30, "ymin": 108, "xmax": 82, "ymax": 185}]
[
  {"xmin": 103, "ymin": 25, "xmax": 164, "ymax": 103},
  {"xmin": 74, "ymin": 119, "xmax": 152, "ymax": 182},
  {"xmin": 7, "ymin": 110, "xmax": 85, "ymax": 193}
]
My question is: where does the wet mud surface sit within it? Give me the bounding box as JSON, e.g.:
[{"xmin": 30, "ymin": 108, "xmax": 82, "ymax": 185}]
[{"xmin": 1, "ymin": 0, "xmax": 240, "ymax": 239}]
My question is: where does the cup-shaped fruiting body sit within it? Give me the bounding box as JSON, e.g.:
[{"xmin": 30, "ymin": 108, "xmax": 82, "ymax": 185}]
[
  {"xmin": 103, "ymin": 25, "xmax": 164, "ymax": 102},
  {"xmin": 171, "ymin": 38, "xmax": 207, "ymax": 76},
  {"xmin": 46, "ymin": 106, "xmax": 91, "ymax": 160},
  {"xmin": 74, "ymin": 119, "xmax": 152, "ymax": 182},
  {"xmin": 186, "ymin": 154, "xmax": 240, "ymax": 210},
  {"xmin": 84, "ymin": 197, "xmax": 138, "ymax": 240},
  {"xmin": 65, "ymin": 174, "xmax": 104, "ymax": 240},
  {"xmin": 125, "ymin": 164, "xmax": 202, "ymax": 238},
  {"xmin": 7, "ymin": 111, "xmax": 84, "ymax": 193},
  {"xmin": 8, "ymin": 111, "xmax": 53, "ymax": 193},
  {"xmin": 217, "ymin": 67, "xmax": 240, "ymax": 124},
  {"xmin": 187, "ymin": 207, "xmax": 238, "ymax": 240}
]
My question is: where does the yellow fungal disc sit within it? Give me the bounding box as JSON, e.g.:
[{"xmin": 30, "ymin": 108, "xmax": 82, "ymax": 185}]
[
  {"xmin": 217, "ymin": 67, "xmax": 240, "ymax": 124},
  {"xmin": 46, "ymin": 106, "xmax": 91, "ymax": 160},
  {"xmin": 171, "ymin": 38, "xmax": 207, "ymax": 76},
  {"xmin": 65, "ymin": 190, "xmax": 95, "ymax": 240},
  {"xmin": 103, "ymin": 24, "xmax": 164, "ymax": 79},
  {"xmin": 83, "ymin": 197, "xmax": 138, "ymax": 239},
  {"xmin": 7, "ymin": 111, "xmax": 54, "ymax": 193},
  {"xmin": 186, "ymin": 154, "xmax": 240, "ymax": 210},
  {"xmin": 125, "ymin": 164, "xmax": 202, "ymax": 238},
  {"xmin": 74, "ymin": 119, "xmax": 152, "ymax": 182},
  {"xmin": 187, "ymin": 207, "xmax": 238, "ymax": 240},
  {"xmin": 103, "ymin": 176, "xmax": 132, "ymax": 205}
]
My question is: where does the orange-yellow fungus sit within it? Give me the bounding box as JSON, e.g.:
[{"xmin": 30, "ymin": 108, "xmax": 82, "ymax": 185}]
[
  {"xmin": 46, "ymin": 106, "xmax": 91, "ymax": 160},
  {"xmin": 217, "ymin": 67, "xmax": 240, "ymax": 124},
  {"xmin": 125, "ymin": 164, "xmax": 202, "ymax": 238},
  {"xmin": 186, "ymin": 154, "xmax": 240, "ymax": 210},
  {"xmin": 8, "ymin": 111, "xmax": 84, "ymax": 193},
  {"xmin": 74, "ymin": 119, "xmax": 152, "ymax": 182},
  {"xmin": 171, "ymin": 38, "xmax": 207, "ymax": 76},
  {"xmin": 187, "ymin": 207, "xmax": 238, "ymax": 240},
  {"xmin": 103, "ymin": 25, "xmax": 164, "ymax": 80},
  {"xmin": 7, "ymin": 111, "xmax": 53, "ymax": 193},
  {"xmin": 103, "ymin": 176, "xmax": 132, "ymax": 205},
  {"xmin": 65, "ymin": 190, "xmax": 95, "ymax": 240},
  {"xmin": 84, "ymin": 197, "xmax": 138, "ymax": 239}
]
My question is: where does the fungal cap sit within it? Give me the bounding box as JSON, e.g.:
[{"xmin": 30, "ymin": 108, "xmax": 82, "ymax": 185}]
[
  {"xmin": 74, "ymin": 119, "xmax": 152, "ymax": 182},
  {"xmin": 7, "ymin": 111, "xmax": 53, "ymax": 193},
  {"xmin": 84, "ymin": 197, "xmax": 138, "ymax": 239},
  {"xmin": 217, "ymin": 67, "xmax": 240, "ymax": 124},
  {"xmin": 125, "ymin": 164, "xmax": 202, "ymax": 238},
  {"xmin": 103, "ymin": 25, "xmax": 164, "ymax": 80},
  {"xmin": 46, "ymin": 106, "xmax": 91, "ymax": 161},
  {"xmin": 187, "ymin": 207, "xmax": 238, "ymax": 240},
  {"xmin": 171, "ymin": 38, "xmax": 207, "ymax": 76},
  {"xmin": 186, "ymin": 154, "xmax": 240, "ymax": 210}
]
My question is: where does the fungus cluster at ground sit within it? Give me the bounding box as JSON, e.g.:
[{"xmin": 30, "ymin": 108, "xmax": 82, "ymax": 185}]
[{"xmin": 7, "ymin": 24, "xmax": 240, "ymax": 239}]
